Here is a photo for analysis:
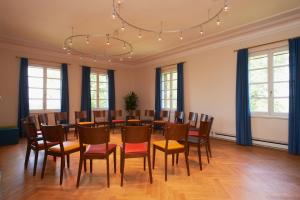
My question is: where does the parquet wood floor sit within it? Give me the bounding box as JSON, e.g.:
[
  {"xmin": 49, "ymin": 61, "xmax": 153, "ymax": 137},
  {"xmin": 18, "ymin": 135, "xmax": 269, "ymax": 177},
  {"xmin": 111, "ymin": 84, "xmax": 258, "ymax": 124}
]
[{"xmin": 1, "ymin": 131, "xmax": 300, "ymax": 200}]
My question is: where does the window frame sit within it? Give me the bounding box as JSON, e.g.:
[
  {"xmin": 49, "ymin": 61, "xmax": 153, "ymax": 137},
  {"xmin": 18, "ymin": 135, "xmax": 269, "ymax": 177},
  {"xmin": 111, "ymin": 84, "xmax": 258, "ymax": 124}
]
[
  {"xmin": 28, "ymin": 65, "xmax": 62, "ymax": 113},
  {"xmin": 90, "ymin": 70, "xmax": 109, "ymax": 110},
  {"xmin": 249, "ymin": 46, "xmax": 289, "ymax": 118},
  {"xmin": 161, "ymin": 67, "xmax": 177, "ymax": 111}
]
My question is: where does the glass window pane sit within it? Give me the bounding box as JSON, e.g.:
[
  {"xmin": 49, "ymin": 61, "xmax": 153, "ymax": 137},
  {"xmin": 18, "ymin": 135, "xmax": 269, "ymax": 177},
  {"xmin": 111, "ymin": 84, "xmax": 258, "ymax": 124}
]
[
  {"xmin": 172, "ymin": 80, "xmax": 177, "ymax": 89},
  {"xmin": 28, "ymin": 66, "xmax": 43, "ymax": 77},
  {"xmin": 99, "ymin": 91, "xmax": 108, "ymax": 99},
  {"xmin": 91, "ymin": 81, "xmax": 97, "ymax": 90},
  {"xmin": 47, "ymin": 68, "xmax": 61, "ymax": 79},
  {"xmin": 91, "ymin": 90, "xmax": 97, "ymax": 100},
  {"xmin": 99, "ymin": 75, "xmax": 107, "ymax": 82},
  {"xmin": 47, "ymin": 100, "xmax": 60, "ymax": 110},
  {"xmin": 99, "ymin": 100, "xmax": 108, "ymax": 109},
  {"xmin": 273, "ymin": 82, "xmax": 289, "ymax": 97},
  {"xmin": 91, "ymin": 100, "xmax": 97, "ymax": 109},
  {"xmin": 249, "ymin": 69, "xmax": 268, "ymax": 83},
  {"xmin": 166, "ymin": 100, "xmax": 170, "ymax": 109},
  {"xmin": 250, "ymin": 98, "xmax": 268, "ymax": 112},
  {"xmin": 47, "ymin": 79, "xmax": 60, "ymax": 89},
  {"xmin": 172, "ymin": 72, "xmax": 177, "ymax": 79},
  {"xmin": 47, "ymin": 89, "xmax": 60, "ymax": 99},
  {"xmin": 172, "ymin": 90, "xmax": 177, "ymax": 98},
  {"xmin": 29, "ymin": 99, "xmax": 43, "ymax": 110},
  {"xmin": 166, "ymin": 90, "xmax": 171, "ymax": 99},
  {"xmin": 273, "ymin": 67, "xmax": 289, "ymax": 82},
  {"xmin": 29, "ymin": 88, "xmax": 43, "ymax": 99},
  {"xmin": 163, "ymin": 81, "xmax": 170, "ymax": 90},
  {"xmin": 273, "ymin": 51, "xmax": 289, "ymax": 66},
  {"xmin": 90, "ymin": 73, "xmax": 97, "ymax": 82},
  {"xmin": 28, "ymin": 77, "xmax": 43, "ymax": 88},
  {"xmin": 274, "ymin": 98, "xmax": 289, "ymax": 113},
  {"xmin": 249, "ymin": 55, "xmax": 268, "ymax": 69},
  {"xmin": 249, "ymin": 84, "xmax": 268, "ymax": 98},
  {"xmin": 172, "ymin": 100, "xmax": 177, "ymax": 110},
  {"xmin": 161, "ymin": 100, "xmax": 165, "ymax": 109},
  {"xmin": 99, "ymin": 83, "xmax": 108, "ymax": 90}
]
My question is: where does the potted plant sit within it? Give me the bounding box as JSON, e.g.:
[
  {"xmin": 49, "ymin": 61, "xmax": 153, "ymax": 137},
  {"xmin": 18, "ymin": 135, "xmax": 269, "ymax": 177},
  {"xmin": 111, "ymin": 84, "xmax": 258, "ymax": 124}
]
[{"xmin": 124, "ymin": 91, "xmax": 138, "ymax": 116}]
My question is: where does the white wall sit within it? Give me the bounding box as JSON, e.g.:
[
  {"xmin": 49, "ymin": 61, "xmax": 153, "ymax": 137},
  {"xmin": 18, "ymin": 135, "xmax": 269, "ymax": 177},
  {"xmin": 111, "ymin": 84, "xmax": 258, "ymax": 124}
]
[
  {"xmin": 0, "ymin": 43, "xmax": 135, "ymax": 126},
  {"xmin": 132, "ymin": 20, "xmax": 300, "ymax": 144}
]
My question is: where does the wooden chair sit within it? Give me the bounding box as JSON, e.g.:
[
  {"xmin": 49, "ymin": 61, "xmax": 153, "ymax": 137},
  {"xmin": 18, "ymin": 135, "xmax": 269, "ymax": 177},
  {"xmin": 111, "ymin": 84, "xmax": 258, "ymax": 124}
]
[
  {"xmin": 120, "ymin": 125, "xmax": 152, "ymax": 186},
  {"xmin": 23, "ymin": 121, "xmax": 56, "ymax": 176},
  {"xmin": 54, "ymin": 112, "xmax": 75, "ymax": 141},
  {"xmin": 188, "ymin": 112, "xmax": 198, "ymax": 129},
  {"xmin": 76, "ymin": 126, "xmax": 117, "ymax": 188},
  {"xmin": 26, "ymin": 115, "xmax": 42, "ymax": 136},
  {"xmin": 152, "ymin": 123, "xmax": 190, "ymax": 181},
  {"xmin": 110, "ymin": 110, "xmax": 125, "ymax": 132},
  {"xmin": 38, "ymin": 113, "xmax": 48, "ymax": 126},
  {"xmin": 127, "ymin": 110, "xmax": 142, "ymax": 126},
  {"xmin": 75, "ymin": 111, "xmax": 94, "ymax": 138},
  {"xmin": 141, "ymin": 110, "xmax": 155, "ymax": 125},
  {"xmin": 174, "ymin": 111, "xmax": 184, "ymax": 124},
  {"xmin": 40, "ymin": 125, "xmax": 81, "ymax": 185},
  {"xmin": 152, "ymin": 110, "xmax": 170, "ymax": 134},
  {"xmin": 93, "ymin": 110, "xmax": 109, "ymax": 127}
]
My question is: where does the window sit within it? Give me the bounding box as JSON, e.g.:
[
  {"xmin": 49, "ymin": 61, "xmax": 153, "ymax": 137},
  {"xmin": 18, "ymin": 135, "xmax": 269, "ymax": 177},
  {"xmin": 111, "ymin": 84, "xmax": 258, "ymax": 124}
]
[
  {"xmin": 249, "ymin": 47, "xmax": 289, "ymax": 116},
  {"xmin": 90, "ymin": 72, "xmax": 109, "ymax": 109},
  {"xmin": 28, "ymin": 66, "xmax": 61, "ymax": 111},
  {"xmin": 161, "ymin": 68, "xmax": 177, "ymax": 110}
]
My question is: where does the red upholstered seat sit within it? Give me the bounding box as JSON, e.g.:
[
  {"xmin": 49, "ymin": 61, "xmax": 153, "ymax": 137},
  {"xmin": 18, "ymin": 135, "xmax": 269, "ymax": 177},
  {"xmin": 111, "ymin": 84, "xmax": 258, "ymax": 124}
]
[
  {"xmin": 120, "ymin": 142, "xmax": 148, "ymax": 154},
  {"xmin": 188, "ymin": 130, "xmax": 199, "ymax": 137},
  {"xmin": 85, "ymin": 144, "xmax": 117, "ymax": 155},
  {"xmin": 112, "ymin": 119, "xmax": 125, "ymax": 123}
]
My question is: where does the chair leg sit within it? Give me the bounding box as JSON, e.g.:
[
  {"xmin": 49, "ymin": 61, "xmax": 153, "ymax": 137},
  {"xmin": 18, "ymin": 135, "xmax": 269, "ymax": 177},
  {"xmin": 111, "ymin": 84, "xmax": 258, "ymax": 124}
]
[
  {"xmin": 197, "ymin": 144, "xmax": 202, "ymax": 171},
  {"xmin": 164, "ymin": 153, "xmax": 168, "ymax": 181},
  {"xmin": 208, "ymin": 139, "xmax": 212, "ymax": 157},
  {"xmin": 24, "ymin": 144, "xmax": 31, "ymax": 169},
  {"xmin": 147, "ymin": 152, "xmax": 153, "ymax": 184},
  {"xmin": 76, "ymin": 156, "xmax": 83, "ymax": 188},
  {"xmin": 106, "ymin": 157, "xmax": 110, "ymax": 188},
  {"xmin": 53, "ymin": 156, "xmax": 56, "ymax": 162},
  {"xmin": 90, "ymin": 159, "xmax": 93, "ymax": 173},
  {"xmin": 176, "ymin": 153, "xmax": 179, "ymax": 165},
  {"xmin": 33, "ymin": 150, "xmax": 39, "ymax": 176},
  {"xmin": 121, "ymin": 153, "xmax": 125, "ymax": 186},
  {"xmin": 113, "ymin": 149, "xmax": 116, "ymax": 174},
  {"xmin": 205, "ymin": 144, "xmax": 210, "ymax": 163},
  {"xmin": 60, "ymin": 155, "xmax": 65, "ymax": 185},
  {"xmin": 66, "ymin": 155, "xmax": 70, "ymax": 168},
  {"xmin": 152, "ymin": 147, "xmax": 156, "ymax": 169},
  {"xmin": 41, "ymin": 152, "xmax": 48, "ymax": 179},
  {"xmin": 143, "ymin": 156, "xmax": 146, "ymax": 171},
  {"xmin": 172, "ymin": 154, "xmax": 175, "ymax": 166},
  {"xmin": 120, "ymin": 151, "xmax": 123, "ymax": 173},
  {"xmin": 184, "ymin": 151, "xmax": 190, "ymax": 176},
  {"xmin": 84, "ymin": 159, "xmax": 87, "ymax": 172}
]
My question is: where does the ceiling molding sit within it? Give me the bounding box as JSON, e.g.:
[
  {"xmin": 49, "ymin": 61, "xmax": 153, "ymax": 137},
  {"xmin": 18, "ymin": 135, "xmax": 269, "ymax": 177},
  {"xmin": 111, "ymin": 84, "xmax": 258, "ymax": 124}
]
[
  {"xmin": 0, "ymin": 7, "xmax": 300, "ymax": 67},
  {"xmin": 131, "ymin": 7, "xmax": 300, "ymax": 65}
]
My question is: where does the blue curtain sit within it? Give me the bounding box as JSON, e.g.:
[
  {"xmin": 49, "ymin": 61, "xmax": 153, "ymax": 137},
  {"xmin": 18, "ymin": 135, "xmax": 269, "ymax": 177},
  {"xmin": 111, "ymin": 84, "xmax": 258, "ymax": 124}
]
[
  {"xmin": 236, "ymin": 49, "xmax": 252, "ymax": 145},
  {"xmin": 108, "ymin": 70, "xmax": 115, "ymax": 121},
  {"xmin": 177, "ymin": 62, "xmax": 184, "ymax": 112},
  {"xmin": 81, "ymin": 66, "xmax": 91, "ymax": 121},
  {"xmin": 155, "ymin": 67, "xmax": 161, "ymax": 119},
  {"xmin": 61, "ymin": 63, "xmax": 69, "ymax": 122},
  {"xmin": 18, "ymin": 57, "xmax": 29, "ymax": 136},
  {"xmin": 288, "ymin": 37, "xmax": 300, "ymax": 155}
]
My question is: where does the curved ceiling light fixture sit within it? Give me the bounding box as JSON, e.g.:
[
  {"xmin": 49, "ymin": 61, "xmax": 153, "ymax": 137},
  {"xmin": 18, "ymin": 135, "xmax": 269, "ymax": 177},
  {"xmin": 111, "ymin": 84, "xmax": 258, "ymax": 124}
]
[
  {"xmin": 63, "ymin": 29, "xmax": 134, "ymax": 62},
  {"xmin": 112, "ymin": 0, "xmax": 229, "ymax": 40}
]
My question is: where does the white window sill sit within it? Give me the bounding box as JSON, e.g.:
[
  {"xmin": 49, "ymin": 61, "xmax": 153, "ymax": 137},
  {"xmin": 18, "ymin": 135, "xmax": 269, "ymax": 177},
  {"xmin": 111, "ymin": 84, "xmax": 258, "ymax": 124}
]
[{"xmin": 251, "ymin": 115, "xmax": 288, "ymax": 120}]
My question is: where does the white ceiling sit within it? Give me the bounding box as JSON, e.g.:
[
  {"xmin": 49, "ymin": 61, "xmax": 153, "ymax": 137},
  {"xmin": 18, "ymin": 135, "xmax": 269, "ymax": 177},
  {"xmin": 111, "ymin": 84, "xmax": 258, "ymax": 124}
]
[{"xmin": 0, "ymin": 0, "xmax": 300, "ymax": 63}]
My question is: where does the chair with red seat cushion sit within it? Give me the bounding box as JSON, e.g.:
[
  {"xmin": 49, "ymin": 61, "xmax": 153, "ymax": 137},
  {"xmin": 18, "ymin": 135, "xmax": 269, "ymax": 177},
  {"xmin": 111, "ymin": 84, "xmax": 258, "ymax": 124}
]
[
  {"xmin": 120, "ymin": 125, "xmax": 152, "ymax": 186},
  {"xmin": 110, "ymin": 110, "xmax": 125, "ymax": 133},
  {"xmin": 76, "ymin": 126, "xmax": 116, "ymax": 188},
  {"xmin": 75, "ymin": 111, "xmax": 94, "ymax": 138}
]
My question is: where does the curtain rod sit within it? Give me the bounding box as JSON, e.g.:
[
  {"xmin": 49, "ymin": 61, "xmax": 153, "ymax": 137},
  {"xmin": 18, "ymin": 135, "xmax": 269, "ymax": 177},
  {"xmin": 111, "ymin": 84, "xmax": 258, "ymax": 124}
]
[
  {"xmin": 162, "ymin": 61, "xmax": 186, "ymax": 68},
  {"xmin": 233, "ymin": 39, "xmax": 288, "ymax": 52}
]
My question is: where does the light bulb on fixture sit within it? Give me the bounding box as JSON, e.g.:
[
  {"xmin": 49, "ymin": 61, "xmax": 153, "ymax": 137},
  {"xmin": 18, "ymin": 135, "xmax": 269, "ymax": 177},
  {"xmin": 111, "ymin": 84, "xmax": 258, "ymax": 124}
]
[
  {"xmin": 117, "ymin": 0, "xmax": 122, "ymax": 4},
  {"xmin": 121, "ymin": 23, "xmax": 125, "ymax": 31},
  {"xmin": 200, "ymin": 26, "xmax": 204, "ymax": 36},
  {"xmin": 69, "ymin": 40, "xmax": 73, "ymax": 46},
  {"xmin": 112, "ymin": 12, "xmax": 116, "ymax": 20},
  {"xmin": 179, "ymin": 31, "xmax": 183, "ymax": 40},
  {"xmin": 158, "ymin": 33, "xmax": 162, "ymax": 41},
  {"xmin": 86, "ymin": 36, "xmax": 89, "ymax": 44},
  {"xmin": 63, "ymin": 45, "xmax": 66, "ymax": 50},
  {"xmin": 138, "ymin": 30, "xmax": 142, "ymax": 39},
  {"xmin": 216, "ymin": 16, "xmax": 221, "ymax": 26},
  {"xmin": 224, "ymin": 4, "xmax": 229, "ymax": 12},
  {"xmin": 106, "ymin": 34, "xmax": 110, "ymax": 45},
  {"xmin": 123, "ymin": 42, "xmax": 126, "ymax": 49}
]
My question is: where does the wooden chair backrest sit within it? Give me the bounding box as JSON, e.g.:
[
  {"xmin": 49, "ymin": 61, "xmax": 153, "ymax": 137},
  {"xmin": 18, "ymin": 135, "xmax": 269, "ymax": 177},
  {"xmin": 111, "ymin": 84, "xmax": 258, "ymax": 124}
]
[
  {"xmin": 78, "ymin": 126, "xmax": 110, "ymax": 145},
  {"xmin": 188, "ymin": 112, "xmax": 198, "ymax": 128},
  {"xmin": 75, "ymin": 111, "xmax": 87, "ymax": 123},
  {"xmin": 174, "ymin": 111, "xmax": 184, "ymax": 124},
  {"xmin": 40, "ymin": 125, "xmax": 64, "ymax": 143},
  {"xmin": 54, "ymin": 112, "xmax": 68, "ymax": 125},
  {"xmin": 121, "ymin": 125, "xmax": 151, "ymax": 144},
  {"xmin": 110, "ymin": 110, "xmax": 123, "ymax": 119},
  {"xmin": 160, "ymin": 110, "xmax": 170, "ymax": 121},
  {"xmin": 23, "ymin": 121, "xmax": 38, "ymax": 140},
  {"xmin": 199, "ymin": 114, "xmax": 214, "ymax": 136},
  {"xmin": 93, "ymin": 110, "xmax": 107, "ymax": 123},
  {"xmin": 38, "ymin": 113, "xmax": 48, "ymax": 126},
  {"xmin": 165, "ymin": 123, "xmax": 189, "ymax": 141},
  {"xmin": 134, "ymin": 110, "xmax": 141, "ymax": 119}
]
